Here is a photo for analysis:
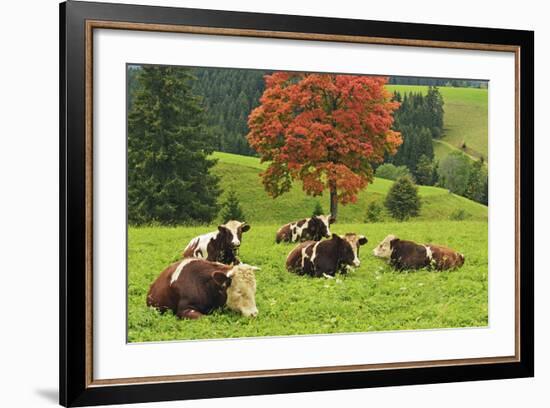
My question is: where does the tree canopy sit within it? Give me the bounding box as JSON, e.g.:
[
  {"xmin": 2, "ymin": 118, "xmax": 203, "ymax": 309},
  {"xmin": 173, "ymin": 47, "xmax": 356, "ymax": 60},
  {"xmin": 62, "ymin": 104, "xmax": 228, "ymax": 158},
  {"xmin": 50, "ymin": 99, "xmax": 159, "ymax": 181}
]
[
  {"xmin": 247, "ymin": 72, "xmax": 401, "ymax": 220},
  {"xmin": 127, "ymin": 65, "xmax": 220, "ymax": 225}
]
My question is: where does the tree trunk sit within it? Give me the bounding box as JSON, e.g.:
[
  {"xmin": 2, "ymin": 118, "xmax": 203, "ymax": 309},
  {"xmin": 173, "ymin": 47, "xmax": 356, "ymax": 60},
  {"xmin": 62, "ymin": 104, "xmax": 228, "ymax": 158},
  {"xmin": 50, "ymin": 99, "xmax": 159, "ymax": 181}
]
[{"xmin": 329, "ymin": 184, "xmax": 338, "ymax": 222}]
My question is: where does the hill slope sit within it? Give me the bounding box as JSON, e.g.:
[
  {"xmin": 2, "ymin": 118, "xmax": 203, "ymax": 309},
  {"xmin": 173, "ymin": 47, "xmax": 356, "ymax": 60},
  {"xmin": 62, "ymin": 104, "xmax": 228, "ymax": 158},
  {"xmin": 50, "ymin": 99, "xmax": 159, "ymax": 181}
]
[
  {"xmin": 386, "ymin": 85, "xmax": 488, "ymax": 161},
  {"xmin": 211, "ymin": 152, "xmax": 487, "ymax": 223}
]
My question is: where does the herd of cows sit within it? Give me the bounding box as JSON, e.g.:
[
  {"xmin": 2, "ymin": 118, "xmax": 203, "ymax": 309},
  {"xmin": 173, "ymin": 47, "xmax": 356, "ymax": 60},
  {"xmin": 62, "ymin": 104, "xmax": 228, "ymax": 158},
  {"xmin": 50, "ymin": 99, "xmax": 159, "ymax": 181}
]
[{"xmin": 146, "ymin": 215, "xmax": 465, "ymax": 320}]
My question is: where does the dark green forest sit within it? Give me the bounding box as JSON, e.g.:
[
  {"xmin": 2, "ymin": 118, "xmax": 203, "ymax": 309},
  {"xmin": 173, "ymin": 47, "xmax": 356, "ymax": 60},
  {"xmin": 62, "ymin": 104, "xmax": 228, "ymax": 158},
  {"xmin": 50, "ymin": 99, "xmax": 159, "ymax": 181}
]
[
  {"xmin": 385, "ymin": 88, "xmax": 441, "ymax": 185},
  {"xmin": 190, "ymin": 68, "xmax": 268, "ymax": 155},
  {"xmin": 388, "ymin": 76, "xmax": 487, "ymax": 88}
]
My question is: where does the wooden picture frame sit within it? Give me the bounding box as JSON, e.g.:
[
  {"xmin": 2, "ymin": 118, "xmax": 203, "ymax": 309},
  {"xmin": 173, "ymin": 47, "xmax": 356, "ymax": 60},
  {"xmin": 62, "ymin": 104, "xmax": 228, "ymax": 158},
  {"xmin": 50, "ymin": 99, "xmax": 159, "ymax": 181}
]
[{"xmin": 60, "ymin": 1, "xmax": 534, "ymax": 406}]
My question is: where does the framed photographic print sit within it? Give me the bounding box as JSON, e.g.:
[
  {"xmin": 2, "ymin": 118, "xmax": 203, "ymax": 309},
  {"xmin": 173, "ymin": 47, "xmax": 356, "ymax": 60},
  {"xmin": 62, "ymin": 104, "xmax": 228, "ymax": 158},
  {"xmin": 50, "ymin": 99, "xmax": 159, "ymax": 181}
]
[{"xmin": 60, "ymin": 1, "xmax": 534, "ymax": 406}]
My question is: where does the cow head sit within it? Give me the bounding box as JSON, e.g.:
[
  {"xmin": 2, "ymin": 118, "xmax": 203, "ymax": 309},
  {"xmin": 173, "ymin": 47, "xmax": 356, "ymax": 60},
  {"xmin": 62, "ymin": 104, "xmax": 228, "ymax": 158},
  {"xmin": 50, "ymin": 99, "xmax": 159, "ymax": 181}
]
[
  {"xmin": 226, "ymin": 264, "xmax": 259, "ymax": 317},
  {"xmin": 312, "ymin": 215, "xmax": 334, "ymax": 239},
  {"xmin": 218, "ymin": 220, "xmax": 251, "ymax": 249},
  {"xmin": 339, "ymin": 233, "xmax": 368, "ymax": 267},
  {"xmin": 372, "ymin": 234, "xmax": 398, "ymax": 258}
]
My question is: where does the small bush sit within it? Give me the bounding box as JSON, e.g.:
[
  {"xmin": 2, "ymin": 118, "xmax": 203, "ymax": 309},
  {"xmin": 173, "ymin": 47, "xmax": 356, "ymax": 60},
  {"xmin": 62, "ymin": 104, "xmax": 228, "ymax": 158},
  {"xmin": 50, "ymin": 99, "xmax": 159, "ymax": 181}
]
[
  {"xmin": 449, "ymin": 208, "xmax": 470, "ymax": 221},
  {"xmin": 375, "ymin": 163, "xmax": 412, "ymax": 181},
  {"xmin": 220, "ymin": 189, "xmax": 245, "ymax": 222},
  {"xmin": 384, "ymin": 176, "xmax": 421, "ymax": 221},
  {"xmin": 312, "ymin": 201, "xmax": 324, "ymax": 217},
  {"xmin": 365, "ymin": 201, "xmax": 383, "ymax": 223}
]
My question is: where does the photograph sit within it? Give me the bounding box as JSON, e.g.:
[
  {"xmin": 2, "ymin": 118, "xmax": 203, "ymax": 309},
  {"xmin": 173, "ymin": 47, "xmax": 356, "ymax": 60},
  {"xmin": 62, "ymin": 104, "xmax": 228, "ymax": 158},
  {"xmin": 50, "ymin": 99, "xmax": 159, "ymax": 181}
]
[
  {"xmin": 126, "ymin": 64, "xmax": 489, "ymax": 342},
  {"xmin": 55, "ymin": 1, "xmax": 535, "ymax": 405}
]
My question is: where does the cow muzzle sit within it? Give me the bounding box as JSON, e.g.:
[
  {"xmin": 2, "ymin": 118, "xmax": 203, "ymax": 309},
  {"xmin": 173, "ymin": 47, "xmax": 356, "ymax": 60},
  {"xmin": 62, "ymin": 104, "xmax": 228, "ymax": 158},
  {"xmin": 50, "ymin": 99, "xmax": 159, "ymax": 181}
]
[{"xmin": 242, "ymin": 307, "xmax": 258, "ymax": 317}]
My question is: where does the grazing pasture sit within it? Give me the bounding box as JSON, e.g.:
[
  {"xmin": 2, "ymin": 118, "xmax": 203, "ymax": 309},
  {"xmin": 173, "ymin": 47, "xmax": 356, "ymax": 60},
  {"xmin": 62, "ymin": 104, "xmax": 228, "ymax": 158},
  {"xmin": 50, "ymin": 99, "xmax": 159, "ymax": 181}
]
[
  {"xmin": 127, "ymin": 221, "xmax": 488, "ymax": 342},
  {"xmin": 127, "ymin": 152, "xmax": 488, "ymax": 343}
]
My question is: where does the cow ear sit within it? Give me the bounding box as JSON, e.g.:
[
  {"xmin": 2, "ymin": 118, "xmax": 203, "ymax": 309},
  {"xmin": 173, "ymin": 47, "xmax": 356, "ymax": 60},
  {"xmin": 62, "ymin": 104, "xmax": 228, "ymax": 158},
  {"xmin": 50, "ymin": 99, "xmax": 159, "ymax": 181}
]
[
  {"xmin": 328, "ymin": 216, "xmax": 336, "ymax": 224},
  {"xmin": 331, "ymin": 233, "xmax": 342, "ymax": 241},
  {"xmin": 358, "ymin": 236, "xmax": 368, "ymax": 246},
  {"xmin": 390, "ymin": 238, "xmax": 400, "ymax": 248},
  {"xmin": 211, "ymin": 271, "xmax": 230, "ymax": 287},
  {"xmin": 241, "ymin": 223, "xmax": 251, "ymax": 232},
  {"xmin": 218, "ymin": 225, "xmax": 227, "ymax": 233}
]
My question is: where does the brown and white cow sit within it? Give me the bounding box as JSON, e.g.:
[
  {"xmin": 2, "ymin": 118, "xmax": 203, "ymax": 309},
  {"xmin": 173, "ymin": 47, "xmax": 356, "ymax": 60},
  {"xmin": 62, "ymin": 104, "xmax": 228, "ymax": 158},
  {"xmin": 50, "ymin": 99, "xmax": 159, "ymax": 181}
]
[
  {"xmin": 146, "ymin": 258, "xmax": 259, "ymax": 319},
  {"xmin": 276, "ymin": 215, "xmax": 335, "ymax": 243},
  {"xmin": 372, "ymin": 234, "xmax": 465, "ymax": 271},
  {"xmin": 286, "ymin": 233, "xmax": 368, "ymax": 278},
  {"xmin": 182, "ymin": 220, "xmax": 250, "ymax": 264}
]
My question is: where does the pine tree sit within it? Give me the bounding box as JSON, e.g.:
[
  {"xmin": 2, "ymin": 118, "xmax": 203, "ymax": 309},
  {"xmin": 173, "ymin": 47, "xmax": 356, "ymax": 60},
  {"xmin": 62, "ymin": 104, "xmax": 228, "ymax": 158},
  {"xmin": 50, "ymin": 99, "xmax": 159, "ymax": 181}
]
[
  {"xmin": 127, "ymin": 66, "xmax": 220, "ymax": 225},
  {"xmin": 431, "ymin": 159, "xmax": 440, "ymax": 186},
  {"xmin": 384, "ymin": 176, "xmax": 421, "ymax": 221},
  {"xmin": 312, "ymin": 201, "xmax": 324, "ymax": 216},
  {"xmin": 415, "ymin": 154, "xmax": 434, "ymax": 185},
  {"xmin": 425, "ymin": 86, "xmax": 444, "ymax": 138},
  {"xmin": 220, "ymin": 190, "xmax": 245, "ymax": 222}
]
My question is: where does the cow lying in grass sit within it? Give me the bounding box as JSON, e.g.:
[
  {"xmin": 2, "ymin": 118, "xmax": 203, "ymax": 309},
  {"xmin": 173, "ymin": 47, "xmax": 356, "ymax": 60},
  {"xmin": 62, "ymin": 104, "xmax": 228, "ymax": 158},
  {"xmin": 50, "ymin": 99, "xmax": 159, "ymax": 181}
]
[
  {"xmin": 182, "ymin": 220, "xmax": 250, "ymax": 264},
  {"xmin": 147, "ymin": 258, "xmax": 259, "ymax": 319},
  {"xmin": 373, "ymin": 234, "xmax": 465, "ymax": 271},
  {"xmin": 276, "ymin": 215, "xmax": 335, "ymax": 243},
  {"xmin": 286, "ymin": 233, "xmax": 368, "ymax": 277}
]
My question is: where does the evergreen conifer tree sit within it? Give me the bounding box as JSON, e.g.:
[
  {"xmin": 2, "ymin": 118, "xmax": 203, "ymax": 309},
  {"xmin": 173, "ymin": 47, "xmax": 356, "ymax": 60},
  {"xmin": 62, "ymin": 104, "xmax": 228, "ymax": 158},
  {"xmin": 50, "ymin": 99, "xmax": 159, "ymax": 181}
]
[
  {"xmin": 127, "ymin": 66, "xmax": 220, "ymax": 225},
  {"xmin": 415, "ymin": 154, "xmax": 434, "ymax": 185},
  {"xmin": 220, "ymin": 189, "xmax": 245, "ymax": 222},
  {"xmin": 425, "ymin": 86, "xmax": 444, "ymax": 138},
  {"xmin": 384, "ymin": 176, "xmax": 421, "ymax": 221},
  {"xmin": 312, "ymin": 201, "xmax": 324, "ymax": 216}
]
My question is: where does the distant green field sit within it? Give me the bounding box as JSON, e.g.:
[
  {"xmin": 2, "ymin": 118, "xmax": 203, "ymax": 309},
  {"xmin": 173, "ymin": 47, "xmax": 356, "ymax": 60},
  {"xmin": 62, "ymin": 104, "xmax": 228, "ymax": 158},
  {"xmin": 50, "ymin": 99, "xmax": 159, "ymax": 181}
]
[
  {"xmin": 128, "ymin": 221, "xmax": 488, "ymax": 342},
  {"xmin": 128, "ymin": 152, "xmax": 488, "ymax": 342},
  {"xmin": 211, "ymin": 151, "xmax": 487, "ymax": 224},
  {"xmin": 386, "ymin": 85, "xmax": 488, "ymax": 162}
]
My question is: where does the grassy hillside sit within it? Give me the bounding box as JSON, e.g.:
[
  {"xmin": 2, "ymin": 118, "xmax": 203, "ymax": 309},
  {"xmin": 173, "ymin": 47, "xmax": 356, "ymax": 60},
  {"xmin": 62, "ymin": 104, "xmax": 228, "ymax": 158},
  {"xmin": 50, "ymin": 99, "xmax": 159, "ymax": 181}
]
[
  {"xmin": 128, "ymin": 221, "xmax": 487, "ymax": 342},
  {"xmin": 211, "ymin": 151, "xmax": 487, "ymax": 224},
  {"xmin": 386, "ymin": 85, "xmax": 488, "ymax": 161}
]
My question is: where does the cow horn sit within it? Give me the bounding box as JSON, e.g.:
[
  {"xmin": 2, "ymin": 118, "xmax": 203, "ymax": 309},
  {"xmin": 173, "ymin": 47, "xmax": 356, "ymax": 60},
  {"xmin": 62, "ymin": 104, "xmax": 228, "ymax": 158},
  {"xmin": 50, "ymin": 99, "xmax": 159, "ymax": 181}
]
[{"xmin": 240, "ymin": 263, "xmax": 260, "ymax": 272}]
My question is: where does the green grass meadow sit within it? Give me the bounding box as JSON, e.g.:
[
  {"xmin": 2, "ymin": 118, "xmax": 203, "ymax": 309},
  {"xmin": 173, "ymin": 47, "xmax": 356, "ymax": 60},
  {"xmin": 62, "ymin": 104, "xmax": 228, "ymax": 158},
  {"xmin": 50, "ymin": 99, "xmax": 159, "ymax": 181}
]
[
  {"xmin": 386, "ymin": 85, "xmax": 488, "ymax": 161},
  {"xmin": 128, "ymin": 153, "xmax": 488, "ymax": 343}
]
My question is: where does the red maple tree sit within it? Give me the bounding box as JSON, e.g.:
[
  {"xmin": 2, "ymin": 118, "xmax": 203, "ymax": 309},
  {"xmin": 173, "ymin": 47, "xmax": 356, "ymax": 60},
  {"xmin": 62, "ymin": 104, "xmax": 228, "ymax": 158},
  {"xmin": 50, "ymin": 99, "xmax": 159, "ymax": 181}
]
[{"xmin": 247, "ymin": 72, "xmax": 402, "ymax": 220}]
